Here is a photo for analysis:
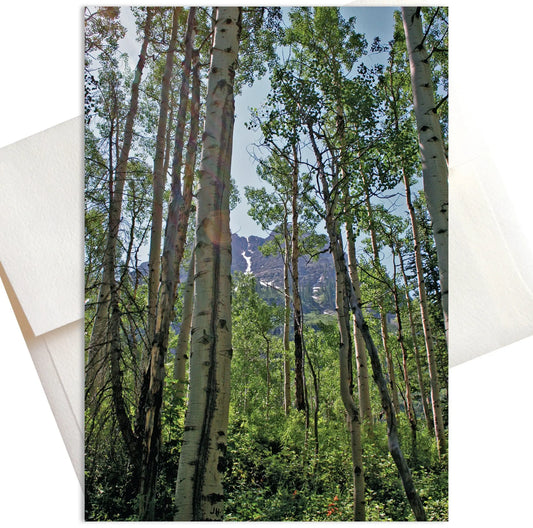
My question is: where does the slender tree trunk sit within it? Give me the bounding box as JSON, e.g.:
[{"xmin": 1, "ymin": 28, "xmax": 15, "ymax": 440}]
[
  {"xmin": 398, "ymin": 249, "xmax": 434, "ymax": 433},
  {"xmin": 363, "ymin": 187, "xmax": 400, "ymax": 416},
  {"xmin": 291, "ymin": 144, "xmax": 306, "ymax": 413},
  {"xmin": 303, "ymin": 339, "xmax": 320, "ymax": 458},
  {"xmin": 173, "ymin": 250, "xmax": 195, "ymax": 398},
  {"xmin": 329, "ymin": 226, "xmax": 366, "ymax": 521},
  {"xmin": 344, "ymin": 218, "xmax": 373, "ymax": 427},
  {"xmin": 402, "ymin": 7, "xmax": 449, "ymax": 340},
  {"xmin": 169, "ymin": 47, "xmax": 202, "ymax": 402},
  {"xmin": 349, "ymin": 268, "xmax": 426, "ymax": 520},
  {"xmin": 174, "ymin": 8, "xmax": 241, "ymax": 521},
  {"xmin": 264, "ymin": 335, "xmax": 271, "ymax": 421},
  {"xmin": 307, "ymin": 123, "xmax": 365, "ymax": 521},
  {"xmin": 385, "ymin": 58, "xmax": 436, "ymax": 439},
  {"xmin": 86, "ymin": 8, "xmax": 152, "ymax": 404},
  {"xmin": 400, "ymin": 167, "xmax": 446, "ymax": 458},
  {"xmin": 146, "ymin": 7, "xmax": 182, "ymax": 350},
  {"xmin": 163, "ymin": 99, "xmax": 174, "ymax": 179},
  {"xmin": 335, "ymin": 78, "xmax": 372, "ymax": 431},
  {"xmin": 138, "ymin": 8, "xmax": 197, "ymax": 520},
  {"xmin": 390, "ymin": 245, "xmax": 417, "ymax": 454},
  {"xmin": 282, "ymin": 214, "xmax": 292, "ymax": 415}
]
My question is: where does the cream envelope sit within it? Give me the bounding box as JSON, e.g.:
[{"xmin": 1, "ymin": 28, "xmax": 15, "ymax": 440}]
[{"xmin": 0, "ymin": 118, "xmax": 84, "ymax": 485}]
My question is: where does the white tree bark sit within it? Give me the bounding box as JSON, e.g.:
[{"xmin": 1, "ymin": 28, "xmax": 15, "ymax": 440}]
[
  {"xmin": 283, "ymin": 214, "xmax": 292, "ymax": 414},
  {"xmin": 401, "ymin": 166, "xmax": 447, "ymax": 457},
  {"xmin": 402, "ymin": 6, "xmax": 449, "ymax": 340},
  {"xmin": 173, "ymin": 251, "xmax": 195, "ymax": 396},
  {"xmin": 307, "ymin": 123, "xmax": 365, "ymax": 520},
  {"xmin": 344, "ymin": 220, "xmax": 373, "ymax": 426},
  {"xmin": 146, "ymin": 7, "xmax": 182, "ymax": 349},
  {"xmin": 363, "ymin": 188, "xmax": 400, "ymax": 416},
  {"xmin": 174, "ymin": 7, "xmax": 241, "ymax": 521},
  {"xmin": 138, "ymin": 9, "xmax": 198, "ymax": 520}
]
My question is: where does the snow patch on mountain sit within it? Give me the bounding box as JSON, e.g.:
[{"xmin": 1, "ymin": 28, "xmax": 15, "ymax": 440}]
[{"xmin": 242, "ymin": 250, "xmax": 252, "ymax": 274}]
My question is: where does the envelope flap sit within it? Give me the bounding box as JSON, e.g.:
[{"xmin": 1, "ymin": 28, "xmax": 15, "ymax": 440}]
[
  {"xmin": 0, "ymin": 118, "xmax": 83, "ymax": 336},
  {"xmin": 450, "ymin": 156, "xmax": 533, "ymax": 366}
]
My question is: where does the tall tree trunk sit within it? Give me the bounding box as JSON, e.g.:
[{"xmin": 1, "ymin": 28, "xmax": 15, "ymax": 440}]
[
  {"xmin": 291, "ymin": 144, "xmax": 306, "ymax": 413},
  {"xmin": 335, "ymin": 77, "xmax": 372, "ymax": 430},
  {"xmin": 398, "ymin": 249, "xmax": 434, "ymax": 433},
  {"xmin": 402, "ymin": 7, "xmax": 449, "ymax": 340},
  {"xmin": 174, "ymin": 8, "xmax": 241, "ymax": 521},
  {"xmin": 303, "ymin": 338, "xmax": 320, "ymax": 458},
  {"xmin": 363, "ymin": 187, "xmax": 400, "ymax": 416},
  {"xmin": 138, "ymin": 8, "xmax": 197, "ymax": 520},
  {"xmin": 146, "ymin": 7, "xmax": 182, "ymax": 350},
  {"xmin": 390, "ymin": 244, "xmax": 417, "ymax": 454},
  {"xmin": 400, "ymin": 167, "xmax": 446, "ymax": 458},
  {"xmin": 344, "ymin": 218, "xmax": 373, "ymax": 427},
  {"xmin": 307, "ymin": 123, "xmax": 365, "ymax": 521},
  {"xmin": 264, "ymin": 335, "xmax": 271, "ymax": 420},
  {"xmin": 173, "ymin": 250, "xmax": 195, "ymax": 398},
  {"xmin": 348, "ymin": 263, "xmax": 426, "ymax": 520},
  {"xmin": 385, "ymin": 57, "xmax": 436, "ymax": 439},
  {"xmin": 282, "ymin": 214, "xmax": 292, "ymax": 415},
  {"xmin": 86, "ymin": 8, "xmax": 152, "ymax": 405},
  {"xmin": 329, "ymin": 218, "xmax": 366, "ymax": 521}
]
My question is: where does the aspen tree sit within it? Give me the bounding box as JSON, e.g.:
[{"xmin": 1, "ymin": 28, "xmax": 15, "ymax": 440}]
[
  {"xmin": 307, "ymin": 122, "xmax": 366, "ymax": 521},
  {"xmin": 344, "ymin": 219, "xmax": 373, "ymax": 426},
  {"xmin": 403, "ymin": 175, "xmax": 446, "ymax": 456},
  {"xmin": 362, "ymin": 185, "xmax": 400, "ymax": 416},
  {"xmin": 283, "ymin": 216, "xmax": 292, "ymax": 414},
  {"xmin": 398, "ymin": 247, "xmax": 434, "ymax": 434},
  {"xmin": 390, "ymin": 71, "xmax": 446, "ymax": 453},
  {"xmin": 138, "ymin": 8, "xmax": 198, "ymax": 520},
  {"xmin": 388, "ymin": 230, "xmax": 418, "ymax": 451},
  {"xmin": 146, "ymin": 7, "xmax": 182, "ymax": 349},
  {"xmin": 173, "ymin": 251, "xmax": 195, "ymax": 395},
  {"xmin": 402, "ymin": 7, "xmax": 448, "ymax": 339},
  {"xmin": 174, "ymin": 7, "xmax": 241, "ymax": 520},
  {"xmin": 291, "ymin": 144, "xmax": 306, "ymax": 413},
  {"xmin": 381, "ymin": 41, "xmax": 443, "ymax": 448},
  {"xmin": 171, "ymin": 47, "xmax": 203, "ymax": 400}
]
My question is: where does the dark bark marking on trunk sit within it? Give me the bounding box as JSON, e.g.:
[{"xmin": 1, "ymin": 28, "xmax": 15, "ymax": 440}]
[{"xmin": 192, "ymin": 64, "xmax": 233, "ymax": 523}]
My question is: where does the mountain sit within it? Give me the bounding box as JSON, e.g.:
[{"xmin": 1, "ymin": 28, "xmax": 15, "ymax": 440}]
[
  {"xmin": 134, "ymin": 231, "xmax": 397, "ymax": 329},
  {"xmin": 231, "ymin": 232, "xmax": 337, "ymax": 315}
]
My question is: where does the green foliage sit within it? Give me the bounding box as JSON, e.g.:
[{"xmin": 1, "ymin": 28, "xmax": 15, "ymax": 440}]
[
  {"xmin": 224, "ymin": 283, "xmax": 448, "ymax": 521},
  {"xmin": 236, "ymin": 7, "xmax": 283, "ymax": 92}
]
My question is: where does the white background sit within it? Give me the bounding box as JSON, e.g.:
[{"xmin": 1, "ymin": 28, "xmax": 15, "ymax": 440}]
[{"xmin": 1, "ymin": 1, "xmax": 533, "ymax": 526}]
